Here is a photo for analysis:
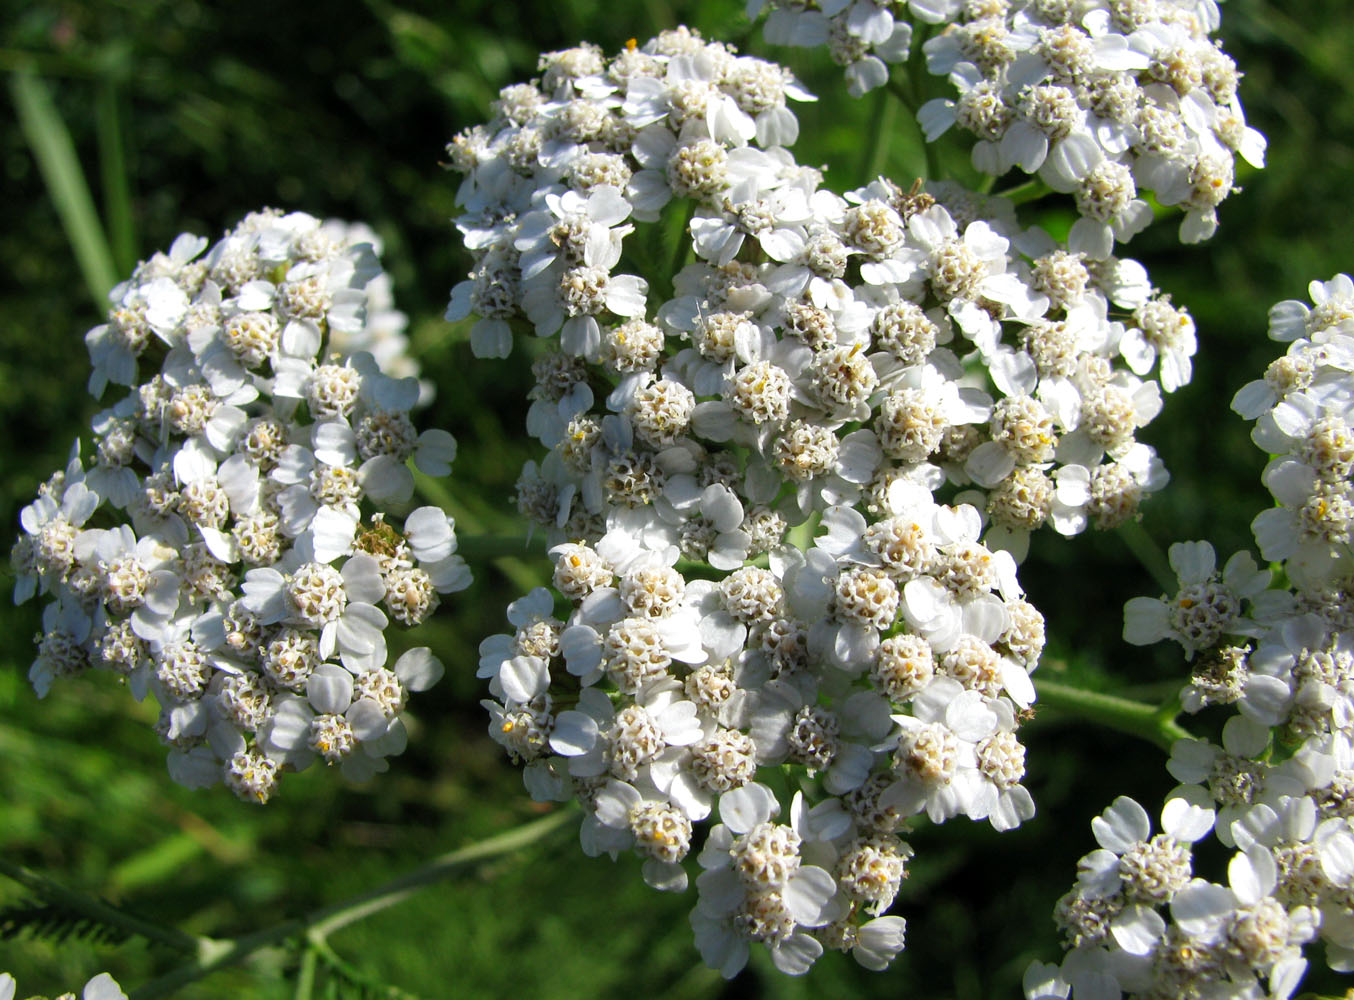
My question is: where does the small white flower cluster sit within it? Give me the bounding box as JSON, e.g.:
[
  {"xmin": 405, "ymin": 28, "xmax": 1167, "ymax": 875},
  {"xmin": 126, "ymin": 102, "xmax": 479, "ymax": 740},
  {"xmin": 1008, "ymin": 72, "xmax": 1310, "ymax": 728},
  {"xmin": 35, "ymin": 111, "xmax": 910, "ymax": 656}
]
[
  {"xmin": 444, "ymin": 31, "xmax": 1181, "ymax": 976},
  {"xmin": 479, "ymin": 478, "xmax": 1042, "ymax": 973},
  {"xmin": 445, "ymin": 27, "xmax": 816, "ymax": 360},
  {"xmin": 920, "ymin": 0, "xmax": 1268, "ymax": 247},
  {"xmin": 1237, "ymin": 274, "xmax": 1354, "ymax": 592},
  {"xmin": 0, "ymin": 971, "xmax": 125, "ymax": 1000},
  {"xmin": 11, "ymin": 210, "xmax": 469, "ymax": 803},
  {"xmin": 752, "ymin": 0, "xmax": 1266, "ymax": 249},
  {"xmin": 446, "ymin": 33, "xmax": 1193, "ymax": 564},
  {"xmin": 86, "ymin": 212, "xmax": 421, "ymax": 399},
  {"xmin": 1031, "ymin": 281, "xmax": 1354, "ymax": 998},
  {"xmin": 744, "ymin": 0, "xmax": 921, "ymax": 97}
]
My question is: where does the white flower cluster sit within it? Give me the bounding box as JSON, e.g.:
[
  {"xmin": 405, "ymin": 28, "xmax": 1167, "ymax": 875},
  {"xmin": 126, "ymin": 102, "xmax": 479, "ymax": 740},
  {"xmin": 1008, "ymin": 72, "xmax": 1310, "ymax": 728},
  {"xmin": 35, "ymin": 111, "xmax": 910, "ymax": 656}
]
[
  {"xmin": 0, "ymin": 971, "xmax": 125, "ymax": 1000},
  {"xmin": 1238, "ymin": 274, "xmax": 1354, "ymax": 592},
  {"xmin": 1031, "ymin": 280, "xmax": 1354, "ymax": 998},
  {"xmin": 752, "ymin": 0, "xmax": 1266, "ymax": 249},
  {"xmin": 479, "ymin": 489, "xmax": 1039, "ymax": 974},
  {"xmin": 744, "ymin": 0, "xmax": 920, "ymax": 97},
  {"xmin": 85, "ymin": 212, "xmax": 421, "ymax": 398},
  {"xmin": 446, "ymin": 31, "xmax": 1194, "ymax": 565},
  {"xmin": 11, "ymin": 210, "xmax": 469, "ymax": 803},
  {"xmin": 442, "ymin": 28, "xmax": 1184, "ymax": 977}
]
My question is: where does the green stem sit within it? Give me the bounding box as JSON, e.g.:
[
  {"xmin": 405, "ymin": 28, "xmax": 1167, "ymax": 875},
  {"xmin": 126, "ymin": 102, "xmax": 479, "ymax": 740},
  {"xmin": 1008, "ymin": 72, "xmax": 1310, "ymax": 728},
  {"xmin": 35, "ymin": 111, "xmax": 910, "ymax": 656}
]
[
  {"xmin": 1117, "ymin": 519, "xmax": 1177, "ymax": 595},
  {"xmin": 132, "ymin": 923, "xmax": 300, "ymax": 1000},
  {"xmin": 858, "ymin": 84, "xmax": 896, "ymax": 184},
  {"xmin": 905, "ymin": 31, "xmax": 939, "ymax": 181},
  {"xmin": 667, "ymin": 199, "xmax": 696, "ymax": 290},
  {"xmin": 306, "ymin": 809, "xmax": 573, "ymax": 939},
  {"xmin": 454, "ymin": 535, "xmax": 546, "ymax": 560},
  {"xmin": 0, "ymin": 858, "xmax": 198, "ymax": 953},
  {"xmin": 993, "ymin": 177, "xmax": 1054, "ymax": 206},
  {"xmin": 410, "ymin": 468, "xmax": 460, "ymax": 522},
  {"xmin": 95, "ymin": 78, "xmax": 136, "ymax": 275},
  {"xmin": 885, "ymin": 77, "xmax": 914, "ymax": 114},
  {"xmin": 1035, "ymin": 678, "xmax": 1192, "ymax": 752},
  {"xmin": 294, "ymin": 946, "xmax": 318, "ymax": 1000},
  {"xmin": 128, "ymin": 809, "xmax": 574, "ymax": 1000},
  {"xmin": 885, "ymin": 73, "xmax": 937, "ymax": 181}
]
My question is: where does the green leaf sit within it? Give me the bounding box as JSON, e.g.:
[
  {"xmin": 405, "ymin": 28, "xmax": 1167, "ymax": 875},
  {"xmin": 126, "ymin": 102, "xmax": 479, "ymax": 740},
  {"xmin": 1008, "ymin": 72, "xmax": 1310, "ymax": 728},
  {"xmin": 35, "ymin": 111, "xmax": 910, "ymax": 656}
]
[
  {"xmin": 95, "ymin": 80, "xmax": 136, "ymax": 275},
  {"xmin": 9, "ymin": 69, "xmax": 118, "ymax": 309},
  {"xmin": 0, "ymin": 898, "xmax": 130, "ymax": 946}
]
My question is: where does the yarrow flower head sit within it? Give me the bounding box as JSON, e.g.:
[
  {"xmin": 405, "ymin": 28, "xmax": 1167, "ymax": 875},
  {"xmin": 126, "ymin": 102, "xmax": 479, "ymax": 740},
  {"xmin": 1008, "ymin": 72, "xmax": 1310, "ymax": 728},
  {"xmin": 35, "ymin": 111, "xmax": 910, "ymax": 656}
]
[
  {"xmin": 446, "ymin": 31, "xmax": 1187, "ymax": 564},
  {"xmin": 13, "ymin": 210, "xmax": 470, "ymax": 803},
  {"xmin": 750, "ymin": 0, "xmax": 1266, "ymax": 250},
  {"xmin": 1032, "ymin": 277, "xmax": 1354, "ymax": 998},
  {"xmin": 747, "ymin": 0, "xmax": 917, "ymax": 97},
  {"xmin": 437, "ymin": 28, "xmax": 1193, "ymax": 978}
]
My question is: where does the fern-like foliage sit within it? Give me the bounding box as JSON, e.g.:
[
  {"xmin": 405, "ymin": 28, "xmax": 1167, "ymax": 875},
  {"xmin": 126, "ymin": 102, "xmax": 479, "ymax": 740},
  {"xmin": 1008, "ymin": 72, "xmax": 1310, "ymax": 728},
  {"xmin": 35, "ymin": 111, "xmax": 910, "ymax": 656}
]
[
  {"xmin": 0, "ymin": 898, "xmax": 131, "ymax": 946},
  {"xmin": 309, "ymin": 941, "xmax": 425, "ymax": 1000}
]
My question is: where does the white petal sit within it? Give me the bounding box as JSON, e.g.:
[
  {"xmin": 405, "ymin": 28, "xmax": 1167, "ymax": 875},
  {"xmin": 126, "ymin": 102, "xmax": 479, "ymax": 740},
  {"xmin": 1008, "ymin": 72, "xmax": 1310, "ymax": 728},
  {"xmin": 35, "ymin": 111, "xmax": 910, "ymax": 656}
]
[
  {"xmin": 308, "ymin": 663, "xmax": 355, "ymax": 714},
  {"xmin": 1092, "ymin": 796, "xmax": 1151, "ymax": 853},
  {"xmin": 393, "ymin": 647, "xmax": 444, "ymax": 691},
  {"xmin": 719, "ymin": 782, "xmax": 777, "ymax": 834}
]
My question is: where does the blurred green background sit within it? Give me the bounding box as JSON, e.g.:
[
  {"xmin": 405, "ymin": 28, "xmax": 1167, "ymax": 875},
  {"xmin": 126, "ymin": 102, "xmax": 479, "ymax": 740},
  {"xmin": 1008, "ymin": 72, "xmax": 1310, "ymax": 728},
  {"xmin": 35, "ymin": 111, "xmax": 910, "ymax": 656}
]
[{"xmin": 2, "ymin": 0, "xmax": 1354, "ymax": 996}]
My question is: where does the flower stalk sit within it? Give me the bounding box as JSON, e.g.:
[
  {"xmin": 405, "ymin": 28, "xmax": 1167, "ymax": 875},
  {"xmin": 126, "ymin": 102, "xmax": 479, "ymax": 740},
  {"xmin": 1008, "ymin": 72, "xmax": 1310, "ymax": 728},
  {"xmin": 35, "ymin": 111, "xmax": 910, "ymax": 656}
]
[{"xmin": 1034, "ymin": 677, "xmax": 1192, "ymax": 752}]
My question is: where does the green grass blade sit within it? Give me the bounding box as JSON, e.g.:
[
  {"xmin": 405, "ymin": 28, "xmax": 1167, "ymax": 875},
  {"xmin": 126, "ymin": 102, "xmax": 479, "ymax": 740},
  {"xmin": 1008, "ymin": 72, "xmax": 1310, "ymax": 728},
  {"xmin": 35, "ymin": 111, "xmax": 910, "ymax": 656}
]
[
  {"xmin": 96, "ymin": 80, "xmax": 136, "ymax": 274},
  {"xmin": 10, "ymin": 69, "xmax": 118, "ymax": 308}
]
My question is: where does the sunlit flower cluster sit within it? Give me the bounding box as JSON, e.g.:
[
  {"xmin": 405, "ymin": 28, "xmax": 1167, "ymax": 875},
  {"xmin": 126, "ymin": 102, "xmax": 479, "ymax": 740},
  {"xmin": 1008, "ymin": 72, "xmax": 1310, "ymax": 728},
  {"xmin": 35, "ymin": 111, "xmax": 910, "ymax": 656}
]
[
  {"xmin": 751, "ymin": 0, "xmax": 1265, "ymax": 249},
  {"xmin": 478, "ymin": 487, "xmax": 1038, "ymax": 973},
  {"xmin": 1032, "ymin": 281, "xmax": 1354, "ymax": 998},
  {"xmin": 445, "ymin": 31, "xmax": 1192, "ymax": 569},
  {"xmin": 12, "ymin": 210, "xmax": 468, "ymax": 802},
  {"xmin": 0, "ymin": 0, "xmax": 1337, "ymax": 994},
  {"xmin": 443, "ymin": 29, "xmax": 1148, "ymax": 976},
  {"xmin": 745, "ymin": 0, "xmax": 920, "ymax": 97}
]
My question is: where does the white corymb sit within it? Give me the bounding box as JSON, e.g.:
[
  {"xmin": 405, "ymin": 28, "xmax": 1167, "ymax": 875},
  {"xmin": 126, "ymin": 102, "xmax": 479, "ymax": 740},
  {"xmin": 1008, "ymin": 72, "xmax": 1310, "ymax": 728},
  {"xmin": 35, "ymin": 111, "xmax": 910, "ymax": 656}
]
[
  {"xmin": 15, "ymin": 210, "xmax": 466, "ymax": 803},
  {"xmin": 446, "ymin": 22, "xmax": 1212, "ymax": 980},
  {"xmin": 1038, "ymin": 285, "xmax": 1354, "ymax": 996}
]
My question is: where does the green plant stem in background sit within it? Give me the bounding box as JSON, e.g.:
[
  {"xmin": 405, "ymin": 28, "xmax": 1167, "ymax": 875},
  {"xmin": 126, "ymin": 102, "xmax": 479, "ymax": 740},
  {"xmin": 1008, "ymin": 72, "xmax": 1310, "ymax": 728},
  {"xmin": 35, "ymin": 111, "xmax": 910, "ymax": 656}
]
[
  {"xmin": 907, "ymin": 27, "xmax": 939, "ymax": 182},
  {"xmin": 859, "ymin": 85, "xmax": 896, "ymax": 183},
  {"xmin": 412, "ymin": 469, "xmax": 546, "ymax": 593},
  {"xmin": 1117, "ymin": 518, "xmax": 1177, "ymax": 595},
  {"xmin": 95, "ymin": 80, "xmax": 137, "ymax": 275},
  {"xmin": 307, "ymin": 808, "xmax": 572, "ymax": 938},
  {"xmin": 993, "ymin": 177, "xmax": 1054, "ymax": 206},
  {"xmin": 293, "ymin": 946, "xmax": 318, "ymax": 1000},
  {"xmin": 128, "ymin": 808, "xmax": 575, "ymax": 1000},
  {"xmin": 1035, "ymin": 677, "xmax": 1192, "ymax": 752},
  {"xmin": 10, "ymin": 69, "xmax": 118, "ymax": 310},
  {"xmin": 455, "ymin": 535, "xmax": 547, "ymax": 560},
  {"xmin": 885, "ymin": 75, "xmax": 938, "ymax": 183}
]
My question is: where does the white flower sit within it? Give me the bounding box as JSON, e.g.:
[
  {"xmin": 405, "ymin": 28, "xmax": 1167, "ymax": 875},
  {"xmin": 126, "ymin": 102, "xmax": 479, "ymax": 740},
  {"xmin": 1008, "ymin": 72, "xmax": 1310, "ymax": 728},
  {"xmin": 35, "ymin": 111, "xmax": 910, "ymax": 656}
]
[{"xmin": 1124, "ymin": 542, "xmax": 1270, "ymax": 657}]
